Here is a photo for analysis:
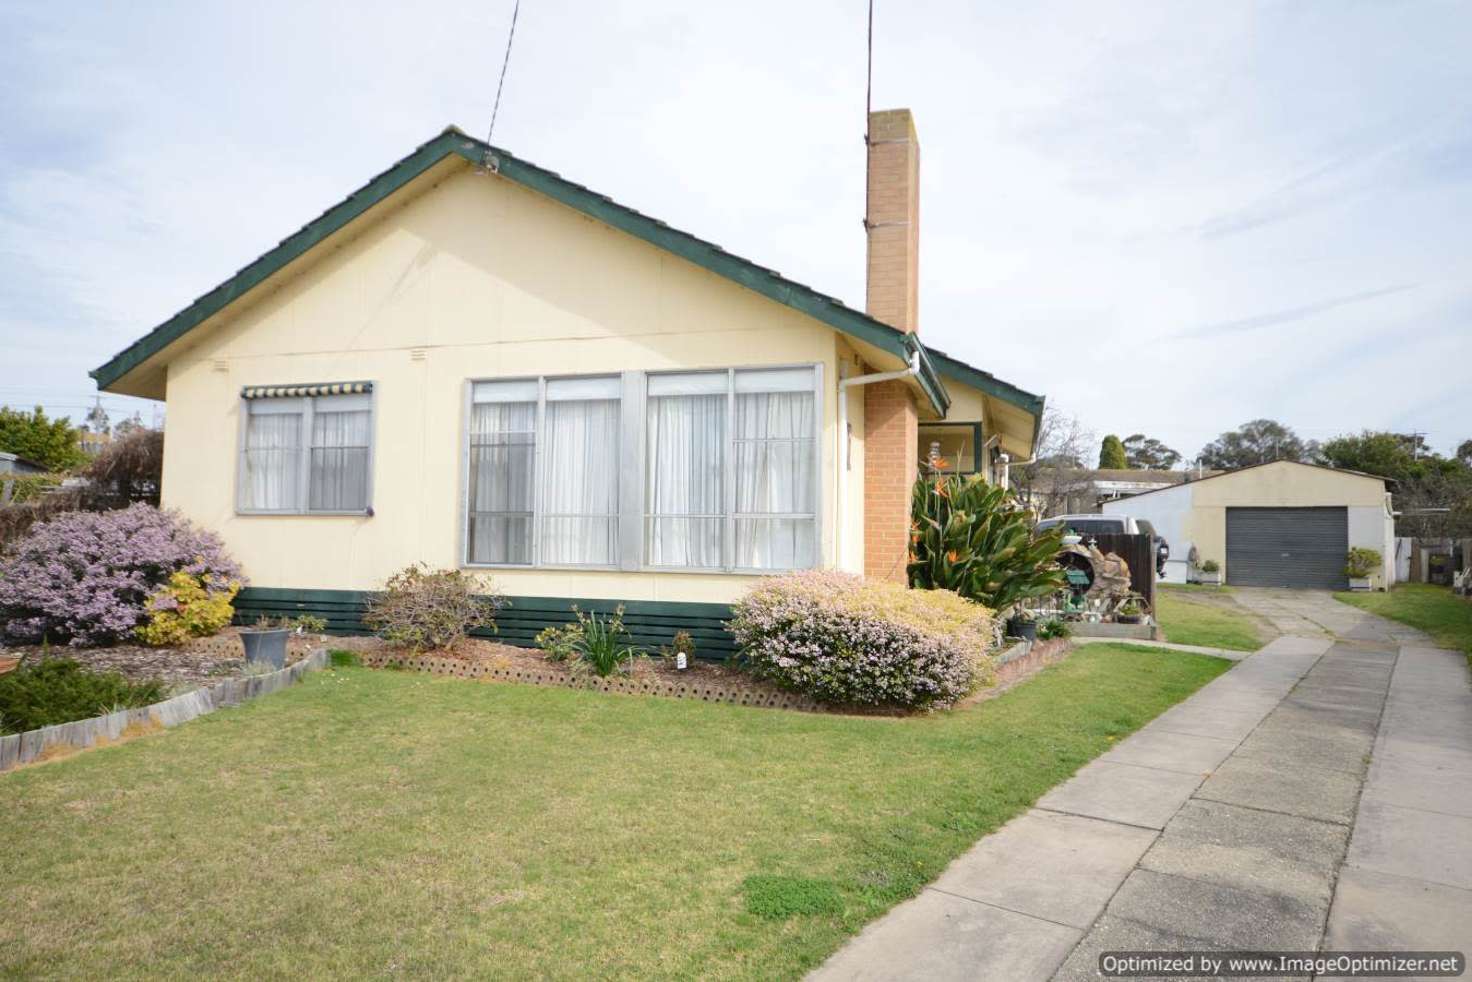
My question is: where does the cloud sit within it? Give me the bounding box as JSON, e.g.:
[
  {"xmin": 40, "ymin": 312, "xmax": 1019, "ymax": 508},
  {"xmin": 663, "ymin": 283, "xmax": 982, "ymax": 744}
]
[{"xmin": 1179, "ymin": 284, "xmax": 1417, "ymax": 339}]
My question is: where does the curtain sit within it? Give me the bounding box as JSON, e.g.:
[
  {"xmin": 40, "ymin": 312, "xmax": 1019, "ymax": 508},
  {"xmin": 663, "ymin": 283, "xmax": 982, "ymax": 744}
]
[
  {"xmin": 243, "ymin": 413, "xmax": 303, "ymax": 510},
  {"xmin": 733, "ymin": 391, "xmax": 816, "ymax": 569},
  {"xmin": 646, "ymin": 393, "xmax": 725, "ymax": 567},
  {"xmin": 540, "ymin": 398, "xmax": 620, "ymax": 565},
  {"xmin": 309, "ymin": 411, "xmax": 371, "ymax": 511},
  {"xmin": 468, "ymin": 402, "xmax": 535, "ymax": 564}
]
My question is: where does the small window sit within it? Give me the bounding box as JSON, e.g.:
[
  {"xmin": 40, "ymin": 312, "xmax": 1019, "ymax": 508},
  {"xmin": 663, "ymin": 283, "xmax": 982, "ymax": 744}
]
[{"xmin": 239, "ymin": 386, "xmax": 373, "ymax": 514}]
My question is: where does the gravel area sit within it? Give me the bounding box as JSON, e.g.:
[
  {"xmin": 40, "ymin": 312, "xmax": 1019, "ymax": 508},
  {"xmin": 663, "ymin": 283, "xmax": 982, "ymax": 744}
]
[{"xmin": 0, "ymin": 628, "xmax": 323, "ymax": 688}]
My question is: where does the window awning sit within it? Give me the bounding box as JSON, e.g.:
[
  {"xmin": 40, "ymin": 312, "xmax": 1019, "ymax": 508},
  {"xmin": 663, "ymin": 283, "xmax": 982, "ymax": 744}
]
[{"xmin": 241, "ymin": 381, "xmax": 373, "ymax": 399}]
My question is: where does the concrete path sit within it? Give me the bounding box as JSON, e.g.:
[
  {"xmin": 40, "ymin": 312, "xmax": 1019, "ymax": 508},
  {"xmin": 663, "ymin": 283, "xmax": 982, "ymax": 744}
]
[{"xmin": 812, "ymin": 591, "xmax": 1472, "ymax": 981}]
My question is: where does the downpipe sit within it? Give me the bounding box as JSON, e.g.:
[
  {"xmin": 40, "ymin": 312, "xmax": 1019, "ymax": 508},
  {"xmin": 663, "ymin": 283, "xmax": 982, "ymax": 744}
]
[{"xmin": 834, "ymin": 350, "xmax": 922, "ymax": 570}]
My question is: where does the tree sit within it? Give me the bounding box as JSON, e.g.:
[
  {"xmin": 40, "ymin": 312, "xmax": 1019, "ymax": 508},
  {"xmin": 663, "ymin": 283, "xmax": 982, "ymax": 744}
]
[
  {"xmin": 1197, "ymin": 419, "xmax": 1315, "ymax": 471},
  {"xmin": 82, "ymin": 400, "xmax": 111, "ymax": 435},
  {"xmin": 1098, "ymin": 434, "xmax": 1128, "ymax": 470},
  {"xmin": 1010, "ymin": 408, "xmax": 1095, "ymax": 516},
  {"xmin": 0, "ymin": 405, "xmax": 86, "ymax": 472},
  {"xmin": 1319, "ymin": 431, "xmax": 1421, "ymax": 481},
  {"xmin": 113, "ymin": 412, "xmax": 147, "ymax": 438},
  {"xmin": 1457, "ymin": 439, "xmax": 1472, "ymax": 467},
  {"xmin": 1122, "ymin": 433, "xmax": 1181, "ymax": 470}
]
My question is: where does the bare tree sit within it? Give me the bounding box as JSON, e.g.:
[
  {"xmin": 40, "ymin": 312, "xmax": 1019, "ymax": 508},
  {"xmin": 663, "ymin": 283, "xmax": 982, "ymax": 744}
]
[{"xmin": 1012, "ymin": 408, "xmax": 1095, "ymax": 516}]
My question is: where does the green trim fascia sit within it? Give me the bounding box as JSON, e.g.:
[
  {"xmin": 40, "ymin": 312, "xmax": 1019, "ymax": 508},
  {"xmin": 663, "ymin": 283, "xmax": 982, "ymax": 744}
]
[
  {"xmin": 91, "ymin": 127, "xmax": 949, "ymax": 415},
  {"xmin": 925, "ymin": 347, "xmax": 1045, "ymax": 420}
]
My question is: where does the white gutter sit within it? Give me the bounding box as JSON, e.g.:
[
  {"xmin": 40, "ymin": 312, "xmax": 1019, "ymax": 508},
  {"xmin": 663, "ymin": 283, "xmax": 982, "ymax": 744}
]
[{"xmin": 834, "ymin": 350, "xmax": 922, "ymax": 571}]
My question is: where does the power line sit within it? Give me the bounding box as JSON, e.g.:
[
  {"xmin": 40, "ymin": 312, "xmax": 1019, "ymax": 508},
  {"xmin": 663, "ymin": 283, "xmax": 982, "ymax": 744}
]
[{"xmin": 486, "ymin": 0, "xmax": 522, "ymax": 147}]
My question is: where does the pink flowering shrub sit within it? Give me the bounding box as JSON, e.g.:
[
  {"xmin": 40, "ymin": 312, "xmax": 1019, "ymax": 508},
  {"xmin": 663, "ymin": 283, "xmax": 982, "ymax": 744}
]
[
  {"xmin": 728, "ymin": 570, "xmax": 994, "ymax": 709},
  {"xmin": 0, "ymin": 504, "xmax": 243, "ymax": 647}
]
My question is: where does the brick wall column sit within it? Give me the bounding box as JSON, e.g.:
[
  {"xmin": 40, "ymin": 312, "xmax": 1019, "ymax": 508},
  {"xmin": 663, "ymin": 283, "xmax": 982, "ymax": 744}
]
[{"xmin": 864, "ymin": 379, "xmax": 918, "ymax": 583}]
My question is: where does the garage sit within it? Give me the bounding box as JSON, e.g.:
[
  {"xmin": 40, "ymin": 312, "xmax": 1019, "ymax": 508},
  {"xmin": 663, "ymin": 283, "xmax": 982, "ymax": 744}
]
[
  {"xmin": 1225, "ymin": 506, "xmax": 1348, "ymax": 589},
  {"xmin": 1102, "ymin": 460, "xmax": 1396, "ymax": 590}
]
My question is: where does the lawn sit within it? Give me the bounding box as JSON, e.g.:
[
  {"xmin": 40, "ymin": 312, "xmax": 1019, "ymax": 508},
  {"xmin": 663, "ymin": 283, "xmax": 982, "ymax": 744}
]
[
  {"xmin": 1335, "ymin": 583, "xmax": 1472, "ymax": 656},
  {"xmin": 1155, "ymin": 584, "xmax": 1265, "ymax": 651},
  {"xmin": 0, "ymin": 645, "xmax": 1229, "ymax": 980}
]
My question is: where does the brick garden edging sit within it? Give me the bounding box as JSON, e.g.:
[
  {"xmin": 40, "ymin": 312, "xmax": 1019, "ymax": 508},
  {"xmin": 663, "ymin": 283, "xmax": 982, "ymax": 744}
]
[
  {"xmin": 0, "ymin": 648, "xmax": 330, "ymax": 773},
  {"xmin": 359, "ymin": 651, "xmax": 824, "ymax": 712}
]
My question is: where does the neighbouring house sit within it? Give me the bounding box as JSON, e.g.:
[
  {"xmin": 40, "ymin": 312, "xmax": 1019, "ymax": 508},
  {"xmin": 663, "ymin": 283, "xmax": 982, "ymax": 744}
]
[
  {"xmin": 1102, "ymin": 460, "xmax": 1395, "ymax": 589},
  {"xmin": 1015, "ymin": 467, "xmax": 1204, "ymax": 517},
  {"xmin": 0, "ymin": 452, "xmax": 47, "ymax": 476},
  {"xmin": 89, "ymin": 111, "xmax": 1044, "ymax": 652}
]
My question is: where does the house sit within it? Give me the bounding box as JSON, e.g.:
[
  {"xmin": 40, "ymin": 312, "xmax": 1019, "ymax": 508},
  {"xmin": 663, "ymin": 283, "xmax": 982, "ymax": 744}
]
[
  {"xmin": 89, "ymin": 111, "xmax": 1044, "ymax": 652},
  {"xmin": 1102, "ymin": 460, "xmax": 1395, "ymax": 589},
  {"xmin": 1014, "ymin": 467, "xmax": 1204, "ymax": 517},
  {"xmin": 0, "ymin": 452, "xmax": 47, "ymax": 476}
]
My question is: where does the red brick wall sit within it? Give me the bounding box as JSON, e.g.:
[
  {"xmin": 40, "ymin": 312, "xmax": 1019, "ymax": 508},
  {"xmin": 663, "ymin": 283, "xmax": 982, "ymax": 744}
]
[{"xmin": 864, "ymin": 379, "xmax": 918, "ymax": 583}]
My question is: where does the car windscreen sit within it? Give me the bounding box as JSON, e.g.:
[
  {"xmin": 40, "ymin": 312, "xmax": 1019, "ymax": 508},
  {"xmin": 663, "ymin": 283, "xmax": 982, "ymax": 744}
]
[{"xmin": 1044, "ymin": 518, "xmax": 1124, "ymax": 535}]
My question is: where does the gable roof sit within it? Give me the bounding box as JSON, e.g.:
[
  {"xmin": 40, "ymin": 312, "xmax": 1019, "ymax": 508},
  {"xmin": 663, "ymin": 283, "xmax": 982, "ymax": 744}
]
[
  {"xmin": 1111, "ymin": 459, "xmax": 1393, "ymax": 502},
  {"xmin": 924, "ymin": 346, "xmax": 1045, "ymax": 420},
  {"xmin": 93, "ymin": 126, "xmax": 972, "ymax": 415}
]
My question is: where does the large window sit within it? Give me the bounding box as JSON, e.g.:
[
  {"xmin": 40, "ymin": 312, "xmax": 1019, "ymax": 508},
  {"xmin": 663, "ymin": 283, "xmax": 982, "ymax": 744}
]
[
  {"xmin": 464, "ymin": 366, "xmax": 820, "ymax": 572},
  {"xmin": 238, "ymin": 385, "xmax": 373, "ymax": 514},
  {"xmin": 467, "ymin": 376, "xmax": 621, "ymax": 567}
]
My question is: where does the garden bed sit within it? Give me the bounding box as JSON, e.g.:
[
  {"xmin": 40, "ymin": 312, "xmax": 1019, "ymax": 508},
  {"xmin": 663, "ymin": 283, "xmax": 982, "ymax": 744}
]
[{"xmin": 0, "ymin": 627, "xmax": 323, "ymax": 687}]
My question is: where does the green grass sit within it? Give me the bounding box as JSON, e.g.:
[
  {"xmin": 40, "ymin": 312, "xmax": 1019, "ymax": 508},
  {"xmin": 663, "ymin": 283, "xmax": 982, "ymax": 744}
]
[
  {"xmin": 1335, "ymin": 583, "xmax": 1472, "ymax": 656},
  {"xmin": 1155, "ymin": 585, "xmax": 1263, "ymax": 651},
  {"xmin": 0, "ymin": 645, "xmax": 1229, "ymax": 980}
]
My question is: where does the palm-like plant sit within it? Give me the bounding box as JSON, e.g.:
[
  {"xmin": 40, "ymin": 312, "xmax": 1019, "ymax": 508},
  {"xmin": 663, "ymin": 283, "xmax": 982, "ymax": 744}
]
[{"xmin": 908, "ymin": 473, "xmax": 1066, "ymax": 610}]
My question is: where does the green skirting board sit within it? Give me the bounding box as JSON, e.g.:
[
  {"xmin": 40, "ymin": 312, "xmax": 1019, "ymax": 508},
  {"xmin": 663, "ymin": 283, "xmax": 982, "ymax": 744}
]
[{"xmin": 233, "ymin": 587, "xmax": 738, "ymax": 659}]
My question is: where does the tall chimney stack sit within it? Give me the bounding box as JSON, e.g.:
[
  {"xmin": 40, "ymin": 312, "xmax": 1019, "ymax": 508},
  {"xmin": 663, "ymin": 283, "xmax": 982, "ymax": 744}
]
[
  {"xmin": 865, "ymin": 109, "xmax": 920, "ymax": 333},
  {"xmin": 860, "ymin": 108, "xmax": 921, "ymax": 584}
]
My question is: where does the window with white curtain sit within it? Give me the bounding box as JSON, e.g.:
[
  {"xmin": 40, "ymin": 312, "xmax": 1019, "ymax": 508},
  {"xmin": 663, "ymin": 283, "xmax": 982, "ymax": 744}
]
[
  {"xmin": 463, "ymin": 367, "xmax": 819, "ymax": 572},
  {"xmin": 646, "ymin": 367, "xmax": 817, "ymax": 571},
  {"xmin": 467, "ymin": 376, "xmax": 621, "ymax": 567},
  {"xmin": 239, "ymin": 390, "xmax": 373, "ymax": 514}
]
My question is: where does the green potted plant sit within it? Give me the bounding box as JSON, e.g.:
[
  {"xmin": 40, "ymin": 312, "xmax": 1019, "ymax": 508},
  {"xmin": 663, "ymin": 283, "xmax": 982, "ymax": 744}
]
[
  {"xmin": 1344, "ymin": 548, "xmax": 1380, "ymax": 592},
  {"xmin": 1005, "ymin": 608, "xmax": 1038, "ymax": 642},
  {"xmin": 1115, "ymin": 596, "xmax": 1144, "ymax": 624},
  {"xmin": 1197, "ymin": 558, "xmax": 1221, "ymax": 586}
]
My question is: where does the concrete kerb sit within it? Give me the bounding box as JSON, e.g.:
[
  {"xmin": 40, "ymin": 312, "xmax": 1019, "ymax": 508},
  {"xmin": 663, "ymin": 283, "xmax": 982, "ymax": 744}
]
[{"xmin": 0, "ymin": 648, "xmax": 330, "ymax": 773}]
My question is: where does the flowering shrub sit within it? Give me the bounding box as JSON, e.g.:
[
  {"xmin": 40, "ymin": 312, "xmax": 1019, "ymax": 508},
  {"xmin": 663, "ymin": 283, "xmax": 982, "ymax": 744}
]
[
  {"xmin": 134, "ymin": 572, "xmax": 241, "ymax": 647},
  {"xmin": 0, "ymin": 504, "xmax": 242, "ymax": 647},
  {"xmin": 728, "ymin": 570, "xmax": 994, "ymax": 709}
]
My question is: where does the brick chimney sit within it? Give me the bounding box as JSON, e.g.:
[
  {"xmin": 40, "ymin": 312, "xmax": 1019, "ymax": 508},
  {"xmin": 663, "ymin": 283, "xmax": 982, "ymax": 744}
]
[
  {"xmin": 862, "ymin": 108, "xmax": 921, "ymax": 583},
  {"xmin": 865, "ymin": 108, "xmax": 920, "ymax": 333}
]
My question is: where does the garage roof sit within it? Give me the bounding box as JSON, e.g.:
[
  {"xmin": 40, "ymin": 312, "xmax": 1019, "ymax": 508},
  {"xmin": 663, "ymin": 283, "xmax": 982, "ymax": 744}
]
[{"xmin": 1116, "ymin": 459, "xmax": 1392, "ymax": 501}]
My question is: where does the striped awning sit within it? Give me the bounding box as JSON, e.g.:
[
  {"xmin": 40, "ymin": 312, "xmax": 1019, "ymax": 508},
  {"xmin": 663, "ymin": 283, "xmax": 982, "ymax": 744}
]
[{"xmin": 241, "ymin": 381, "xmax": 373, "ymax": 399}]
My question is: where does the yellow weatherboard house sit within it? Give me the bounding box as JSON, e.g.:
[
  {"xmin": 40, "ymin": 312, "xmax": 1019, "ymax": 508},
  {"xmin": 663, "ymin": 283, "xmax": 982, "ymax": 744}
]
[{"xmin": 91, "ymin": 113, "xmax": 1044, "ymax": 653}]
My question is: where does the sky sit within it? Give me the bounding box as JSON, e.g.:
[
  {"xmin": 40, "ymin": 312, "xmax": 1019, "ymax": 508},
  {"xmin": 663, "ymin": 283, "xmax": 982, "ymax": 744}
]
[{"xmin": 1, "ymin": 0, "xmax": 1469, "ymax": 460}]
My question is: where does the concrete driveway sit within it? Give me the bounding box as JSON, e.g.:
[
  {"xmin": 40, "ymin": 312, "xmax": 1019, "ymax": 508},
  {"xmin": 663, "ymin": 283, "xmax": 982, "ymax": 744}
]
[{"xmin": 812, "ymin": 591, "xmax": 1472, "ymax": 981}]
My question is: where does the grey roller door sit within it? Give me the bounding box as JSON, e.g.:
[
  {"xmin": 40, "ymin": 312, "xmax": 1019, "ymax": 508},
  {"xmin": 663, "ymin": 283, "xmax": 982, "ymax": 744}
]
[{"xmin": 1226, "ymin": 507, "xmax": 1348, "ymax": 589}]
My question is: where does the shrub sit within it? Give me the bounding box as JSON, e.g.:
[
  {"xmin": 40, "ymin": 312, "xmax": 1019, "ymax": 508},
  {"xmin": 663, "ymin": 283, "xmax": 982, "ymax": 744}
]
[
  {"xmin": 1037, "ymin": 618, "xmax": 1072, "ymax": 640},
  {"xmin": 0, "ymin": 659, "xmax": 166, "ymax": 734},
  {"xmin": 909, "ymin": 474, "xmax": 1066, "ymax": 609},
  {"xmin": 1199, "ymin": 559, "xmax": 1221, "ymax": 573},
  {"xmin": 363, "ymin": 565, "xmax": 504, "ymax": 652},
  {"xmin": 1345, "ymin": 547, "xmax": 1381, "ymax": 579},
  {"xmin": 535, "ymin": 623, "xmax": 583, "ymax": 662},
  {"xmin": 0, "ymin": 504, "xmax": 242, "ymax": 647},
  {"xmin": 0, "ymin": 472, "xmax": 65, "ymax": 506},
  {"xmin": 134, "ymin": 572, "xmax": 241, "ymax": 647},
  {"xmin": 729, "ymin": 570, "xmax": 993, "ymax": 709}
]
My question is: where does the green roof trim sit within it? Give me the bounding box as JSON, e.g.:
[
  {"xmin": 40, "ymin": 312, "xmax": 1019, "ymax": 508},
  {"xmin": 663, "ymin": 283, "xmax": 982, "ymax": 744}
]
[
  {"xmin": 925, "ymin": 346, "xmax": 1045, "ymax": 419},
  {"xmin": 90, "ymin": 127, "xmax": 950, "ymax": 416}
]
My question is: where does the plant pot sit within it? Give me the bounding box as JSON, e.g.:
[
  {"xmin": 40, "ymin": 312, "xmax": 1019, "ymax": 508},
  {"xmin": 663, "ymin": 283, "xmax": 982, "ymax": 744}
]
[
  {"xmin": 1197, "ymin": 572, "xmax": 1221, "ymax": 586},
  {"xmin": 1348, "ymin": 577, "xmax": 1372, "ymax": 592},
  {"xmin": 1006, "ymin": 618, "xmax": 1038, "ymax": 642},
  {"xmin": 240, "ymin": 628, "xmax": 289, "ymax": 669}
]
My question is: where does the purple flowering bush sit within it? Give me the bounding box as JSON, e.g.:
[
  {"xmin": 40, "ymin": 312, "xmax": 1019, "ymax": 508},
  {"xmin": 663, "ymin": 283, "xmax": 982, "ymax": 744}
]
[
  {"xmin": 728, "ymin": 570, "xmax": 994, "ymax": 710},
  {"xmin": 0, "ymin": 504, "xmax": 243, "ymax": 646}
]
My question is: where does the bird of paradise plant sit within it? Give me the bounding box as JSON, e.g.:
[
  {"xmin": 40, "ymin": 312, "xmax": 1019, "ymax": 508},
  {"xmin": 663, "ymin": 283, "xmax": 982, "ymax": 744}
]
[{"xmin": 908, "ymin": 472, "xmax": 1066, "ymax": 610}]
